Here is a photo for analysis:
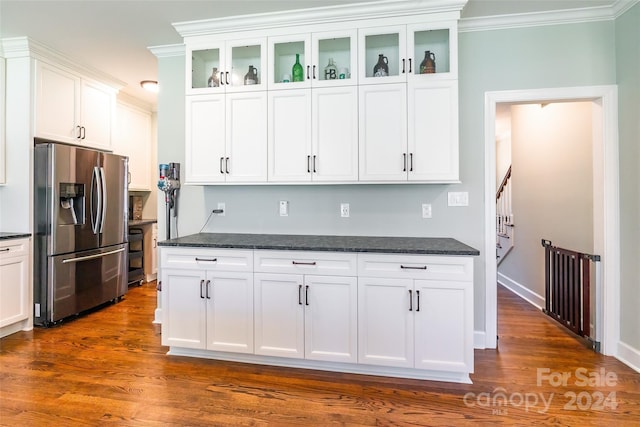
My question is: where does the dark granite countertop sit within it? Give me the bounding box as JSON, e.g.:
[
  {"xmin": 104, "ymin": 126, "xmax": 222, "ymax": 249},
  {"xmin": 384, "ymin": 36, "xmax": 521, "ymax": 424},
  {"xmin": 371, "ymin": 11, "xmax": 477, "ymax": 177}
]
[
  {"xmin": 0, "ymin": 232, "xmax": 31, "ymax": 241},
  {"xmin": 159, "ymin": 233, "xmax": 479, "ymax": 256},
  {"xmin": 129, "ymin": 219, "xmax": 157, "ymax": 227}
]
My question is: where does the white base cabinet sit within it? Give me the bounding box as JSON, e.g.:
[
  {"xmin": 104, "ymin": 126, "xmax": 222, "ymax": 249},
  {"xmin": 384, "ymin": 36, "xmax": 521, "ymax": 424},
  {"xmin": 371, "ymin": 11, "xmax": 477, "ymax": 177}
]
[
  {"xmin": 0, "ymin": 238, "xmax": 31, "ymax": 338},
  {"xmin": 160, "ymin": 246, "xmax": 473, "ymax": 383},
  {"xmin": 161, "ymin": 249, "xmax": 254, "ymax": 353}
]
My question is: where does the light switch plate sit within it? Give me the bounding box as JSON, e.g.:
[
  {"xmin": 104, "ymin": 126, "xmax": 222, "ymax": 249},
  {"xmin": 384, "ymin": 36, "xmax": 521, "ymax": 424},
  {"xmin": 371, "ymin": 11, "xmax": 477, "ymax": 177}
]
[
  {"xmin": 448, "ymin": 192, "xmax": 469, "ymax": 207},
  {"xmin": 217, "ymin": 202, "xmax": 225, "ymax": 216}
]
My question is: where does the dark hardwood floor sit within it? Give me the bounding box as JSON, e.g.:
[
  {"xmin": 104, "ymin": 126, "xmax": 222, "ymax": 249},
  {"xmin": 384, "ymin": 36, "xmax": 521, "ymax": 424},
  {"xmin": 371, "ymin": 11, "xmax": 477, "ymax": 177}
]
[{"xmin": 1, "ymin": 282, "xmax": 639, "ymax": 426}]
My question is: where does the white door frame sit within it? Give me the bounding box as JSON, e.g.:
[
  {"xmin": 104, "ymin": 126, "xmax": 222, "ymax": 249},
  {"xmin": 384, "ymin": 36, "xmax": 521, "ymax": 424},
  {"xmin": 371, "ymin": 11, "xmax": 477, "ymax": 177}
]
[{"xmin": 484, "ymin": 85, "xmax": 620, "ymax": 356}]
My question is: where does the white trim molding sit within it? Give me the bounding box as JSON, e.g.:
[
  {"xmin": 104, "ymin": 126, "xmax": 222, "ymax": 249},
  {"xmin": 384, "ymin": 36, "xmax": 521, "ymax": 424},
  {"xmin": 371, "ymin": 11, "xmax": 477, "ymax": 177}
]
[
  {"xmin": 617, "ymin": 341, "xmax": 640, "ymax": 374},
  {"xmin": 497, "ymin": 273, "xmax": 545, "ymax": 310},
  {"xmin": 460, "ymin": 0, "xmax": 640, "ymax": 32},
  {"xmin": 148, "ymin": 44, "xmax": 185, "ymax": 59},
  {"xmin": 484, "ymin": 86, "xmax": 620, "ymax": 359}
]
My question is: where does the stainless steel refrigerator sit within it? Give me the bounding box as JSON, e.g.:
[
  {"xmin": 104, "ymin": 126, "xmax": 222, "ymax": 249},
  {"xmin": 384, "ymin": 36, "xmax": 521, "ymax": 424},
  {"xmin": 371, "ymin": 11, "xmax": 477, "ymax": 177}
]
[{"xmin": 34, "ymin": 139, "xmax": 128, "ymax": 326}]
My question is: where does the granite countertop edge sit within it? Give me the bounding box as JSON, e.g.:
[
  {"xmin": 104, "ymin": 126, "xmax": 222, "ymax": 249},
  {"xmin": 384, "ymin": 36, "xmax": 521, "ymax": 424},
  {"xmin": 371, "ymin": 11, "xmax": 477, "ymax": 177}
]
[
  {"xmin": 0, "ymin": 232, "xmax": 32, "ymax": 241},
  {"xmin": 158, "ymin": 233, "xmax": 480, "ymax": 256}
]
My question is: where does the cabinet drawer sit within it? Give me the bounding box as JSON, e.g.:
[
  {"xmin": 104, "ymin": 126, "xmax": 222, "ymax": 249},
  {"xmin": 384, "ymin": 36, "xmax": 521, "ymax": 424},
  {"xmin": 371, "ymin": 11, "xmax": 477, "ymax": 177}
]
[
  {"xmin": 254, "ymin": 250, "xmax": 357, "ymax": 276},
  {"xmin": 161, "ymin": 248, "xmax": 253, "ymax": 272},
  {"xmin": 357, "ymin": 253, "xmax": 473, "ymax": 281},
  {"xmin": 0, "ymin": 238, "xmax": 29, "ymax": 260}
]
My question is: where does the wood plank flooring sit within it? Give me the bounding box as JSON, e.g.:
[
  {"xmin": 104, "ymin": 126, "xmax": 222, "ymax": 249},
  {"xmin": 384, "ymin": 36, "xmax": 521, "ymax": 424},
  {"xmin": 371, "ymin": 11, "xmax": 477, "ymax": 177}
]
[{"xmin": 1, "ymin": 282, "xmax": 639, "ymax": 426}]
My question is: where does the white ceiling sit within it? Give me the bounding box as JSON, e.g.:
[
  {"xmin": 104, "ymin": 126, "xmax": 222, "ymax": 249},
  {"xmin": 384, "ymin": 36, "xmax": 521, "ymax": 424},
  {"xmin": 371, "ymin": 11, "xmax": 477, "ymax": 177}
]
[{"xmin": 0, "ymin": 0, "xmax": 620, "ymax": 108}]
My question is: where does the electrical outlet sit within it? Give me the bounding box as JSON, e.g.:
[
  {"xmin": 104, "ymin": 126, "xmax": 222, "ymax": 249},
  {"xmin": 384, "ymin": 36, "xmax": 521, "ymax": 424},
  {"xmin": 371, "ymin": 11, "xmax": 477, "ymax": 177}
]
[
  {"xmin": 340, "ymin": 203, "xmax": 350, "ymax": 218},
  {"xmin": 422, "ymin": 203, "xmax": 432, "ymax": 218},
  {"xmin": 279, "ymin": 200, "xmax": 289, "ymax": 217},
  {"xmin": 217, "ymin": 202, "xmax": 225, "ymax": 216},
  {"xmin": 448, "ymin": 192, "xmax": 469, "ymax": 207}
]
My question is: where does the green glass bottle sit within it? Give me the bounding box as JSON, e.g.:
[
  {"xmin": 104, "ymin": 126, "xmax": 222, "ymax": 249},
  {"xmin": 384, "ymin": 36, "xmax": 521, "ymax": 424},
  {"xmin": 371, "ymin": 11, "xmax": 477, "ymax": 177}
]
[{"xmin": 292, "ymin": 53, "xmax": 304, "ymax": 82}]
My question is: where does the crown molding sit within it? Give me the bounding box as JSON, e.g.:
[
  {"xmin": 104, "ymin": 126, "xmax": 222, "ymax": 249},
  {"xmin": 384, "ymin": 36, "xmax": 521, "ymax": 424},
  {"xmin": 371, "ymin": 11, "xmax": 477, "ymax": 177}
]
[
  {"xmin": 173, "ymin": 0, "xmax": 466, "ymax": 38},
  {"xmin": 459, "ymin": 0, "xmax": 639, "ymax": 33},
  {"xmin": 148, "ymin": 44, "xmax": 185, "ymax": 58},
  {"xmin": 1, "ymin": 37, "xmax": 125, "ymax": 89}
]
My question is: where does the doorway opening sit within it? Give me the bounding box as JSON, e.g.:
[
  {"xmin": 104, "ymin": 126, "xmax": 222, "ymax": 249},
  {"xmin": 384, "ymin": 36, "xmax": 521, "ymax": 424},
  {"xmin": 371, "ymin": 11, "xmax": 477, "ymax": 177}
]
[{"xmin": 484, "ymin": 86, "xmax": 620, "ymax": 356}]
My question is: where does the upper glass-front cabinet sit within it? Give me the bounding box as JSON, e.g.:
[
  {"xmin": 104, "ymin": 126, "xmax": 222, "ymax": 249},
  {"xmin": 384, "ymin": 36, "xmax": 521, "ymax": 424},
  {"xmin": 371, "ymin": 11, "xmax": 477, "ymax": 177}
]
[
  {"xmin": 268, "ymin": 30, "xmax": 357, "ymax": 90},
  {"xmin": 359, "ymin": 22, "xmax": 456, "ymax": 84},
  {"xmin": 188, "ymin": 38, "xmax": 267, "ymax": 94}
]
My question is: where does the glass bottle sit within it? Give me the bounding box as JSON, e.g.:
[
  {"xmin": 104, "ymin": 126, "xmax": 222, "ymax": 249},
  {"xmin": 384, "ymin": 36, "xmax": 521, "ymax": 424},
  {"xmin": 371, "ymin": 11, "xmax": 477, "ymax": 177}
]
[
  {"xmin": 324, "ymin": 58, "xmax": 338, "ymax": 80},
  {"xmin": 207, "ymin": 67, "xmax": 219, "ymax": 87},
  {"xmin": 419, "ymin": 51, "xmax": 436, "ymax": 74},
  {"xmin": 292, "ymin": 53, "xmax": 304, "ymax": 82},
  {"xmin": 373, "ymin": 54, "xmax": 389, "ymax": 77},
  {"xmin": 244, "ymin": 65, "xmax": 258, "ymax": 85}
]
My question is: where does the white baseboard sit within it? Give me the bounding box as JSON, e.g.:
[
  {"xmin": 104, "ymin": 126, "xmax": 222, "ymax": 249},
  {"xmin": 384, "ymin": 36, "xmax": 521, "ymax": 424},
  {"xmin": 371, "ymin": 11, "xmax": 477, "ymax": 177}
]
[
  {"xmin": 474, "ymin": 330, "xmax": 487, "ymax": 349},
  {"xmin": 617, "ymin": 341, "xmax": 640, "ymax": 373},
  {"xmin": 497, "ymin": 272, "xmax": 545, "ymax": 310}
]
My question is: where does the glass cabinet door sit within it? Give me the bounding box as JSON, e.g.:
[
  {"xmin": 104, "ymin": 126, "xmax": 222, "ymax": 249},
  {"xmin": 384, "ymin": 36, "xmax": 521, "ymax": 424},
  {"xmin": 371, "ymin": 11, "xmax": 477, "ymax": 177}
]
[
  {"xmin": 407, "ymin": 22, "xmax": 456, "ymax": 80},
  {"xmin": 358, "ymin": 25, "xmax": 406, "ymax": 85},
  {"xmin": 188, "ymin": 39, "xmax": 266, "ymax": 94},
  {"xmin": 269, "ymin": 34, "xmax": 311, "ymax": 90},
  {"xmin": 225, "ymin": 38, "xmax": 267, "ymax": 92},
  {"xmin": 189, "ymin": 46, "xmax": 223, "ymax": 93},
  {"xmin": 312, "ymin": 30, "xmax": 357, "ymax": 87}
]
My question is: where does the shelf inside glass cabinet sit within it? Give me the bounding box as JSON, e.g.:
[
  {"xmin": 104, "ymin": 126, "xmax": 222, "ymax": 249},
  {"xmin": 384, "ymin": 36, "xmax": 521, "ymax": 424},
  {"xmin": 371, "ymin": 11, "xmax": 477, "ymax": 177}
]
[
  {"xmin": 192, "ymin": 48, "xmax": 220, "ymax": 89},
  {"xmin": 413, "ymin": 29, "xmax": 450, "ymax": 75}
]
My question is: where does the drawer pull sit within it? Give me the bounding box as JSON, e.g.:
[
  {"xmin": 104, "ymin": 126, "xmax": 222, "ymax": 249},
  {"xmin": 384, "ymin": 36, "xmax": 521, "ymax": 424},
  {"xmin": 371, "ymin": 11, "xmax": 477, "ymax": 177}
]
[
  {"xmin": 195, "ymin": 257, "xmax": 217, "ymax": 263},
  {"xmin": 0, "ymin": 248, "xmax": 10, "ymax": 252},
  {"xmin": 292, "ymin": 261, "xmax": 316, "ymax": 266},
  {"xmin": 401, "ymin": 265, "xmax": 427, "ymax": 270}
]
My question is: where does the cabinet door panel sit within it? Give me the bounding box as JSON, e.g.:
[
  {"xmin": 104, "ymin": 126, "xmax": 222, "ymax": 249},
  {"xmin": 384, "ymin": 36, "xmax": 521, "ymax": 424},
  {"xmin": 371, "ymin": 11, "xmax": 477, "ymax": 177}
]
[
  {"xmin": 312, "ymin": 86, "xmax": 358, "ymax": 182},
  {"xmin": 185, "ymin": 95, "xmax": 226, "ymax": 183},
  {"xmin": 226, "ymin": 92, "xmax": 267, "ymax": 182},
  {"xmin": 35, "ymin": 62, "xmax": 79, "ymax": 142},
  {"xmin": 268, "ymin": 89, "xmax": 312, "ymax": 182},
  {"xmin": 115, "ymin": 102, "xmax": 151, "ymax": 191},
  {"xmin": 358, "ymin": 84, "xmax": 407, "ymax": 181},
  {"xmin": 414, "ymin": 280, "xmax": 473, "ymax": 372},
  {"xmin": 162, "ymin": 269, "xmax": 206, "ymax": 349},
  {"xmin": 304, "ymin": 275, "xmax": 357, "ymax": 363},
  {"xmin": 81, "ymin": 79, "xmax": 114, "ymax": 149},
  {"xmin": 254, "ymin": 273, "xmax": 304, "ymax": 358},
  {"xmin": 0, "ymin": 252, "xmax": 29, "ymax": 328},
  {"xmin": 408, "ymin": 81, "xmax": 458, "ymax": 181},
  {"xmin": 358, "ymin": 277, "xmax": 413, "ymax": 367},
  {"xmin": 206, "ymin": 272, "xmax": 254, "ymax": 353}
]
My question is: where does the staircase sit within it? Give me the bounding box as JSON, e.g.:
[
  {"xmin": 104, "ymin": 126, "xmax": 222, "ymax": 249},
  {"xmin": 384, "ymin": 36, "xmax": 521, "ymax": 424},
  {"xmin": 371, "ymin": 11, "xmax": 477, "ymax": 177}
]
[{"xmin": 496, "ymin": 166, "xmax": 514, "ymax": 264}]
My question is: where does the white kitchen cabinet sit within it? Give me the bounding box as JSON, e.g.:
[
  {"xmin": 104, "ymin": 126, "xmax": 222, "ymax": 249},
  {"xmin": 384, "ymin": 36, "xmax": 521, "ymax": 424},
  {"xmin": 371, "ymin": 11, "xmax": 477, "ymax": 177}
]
[
  {"xmin": 185, "ymin": 92, "xmax": 267, "ymax": 184},
  {"xmin": 254, "ymin": 250, "xmax": 358, "ymax": 363},
  {"xmin": 35, "ymin": 60, "xmax": 115, "ymax": 150},
  {"xmin": 268, "ymin": 29, "xmax": 357, "ymax": 90},
  {"xmin": 188, "ymin": 38, "xmax": 267, "ymax": 94},
  {"xmin": 161, "ymin": 249, "xmax": 254, "ymax": 353},
  {"xmin": 253, "ymin": 273, "xmax": 358, "ymax": 362},
  {"xmin": 357, "ymin": 253, "xmax": 473, "ymax": 373},
  {"xmin": 114, "ymin": 101, "xmax": 152, "ymax": 191},
  {"xmin": 359, "ymin": 80, "xmax": 458, "ymax": 182},
  {"xmin": 0, "ymin": 238, "xmax": 31, "ymax": 338},
  {"xmin": 268, "ymin": 86, "xmax": 358, "ymax": 182}
]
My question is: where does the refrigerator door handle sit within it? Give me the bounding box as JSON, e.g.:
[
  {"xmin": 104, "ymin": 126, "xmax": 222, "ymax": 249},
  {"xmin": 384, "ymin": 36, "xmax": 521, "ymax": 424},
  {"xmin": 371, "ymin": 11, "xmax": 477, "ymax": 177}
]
[
  {"xmin": 61, "ymin": 247, "xmax": 126, "ymax": 264},
  {"xmin": 99, "ymin": 167, "xmax": 107, "ymax": 233},
  {"xmin": 91, "ymin": 166, "xmax": 101, "ymax": 234}
]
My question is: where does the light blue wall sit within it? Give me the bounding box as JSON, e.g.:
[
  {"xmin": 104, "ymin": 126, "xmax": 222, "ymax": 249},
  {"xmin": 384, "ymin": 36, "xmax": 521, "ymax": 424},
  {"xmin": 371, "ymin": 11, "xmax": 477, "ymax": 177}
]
[
  {"xmin": 615, "ymin": 3, "xmax": 640, "ymax": 351},
  {"xmin": 157, "ymin": 19, "xmax": 618, "ymax": 337}
]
